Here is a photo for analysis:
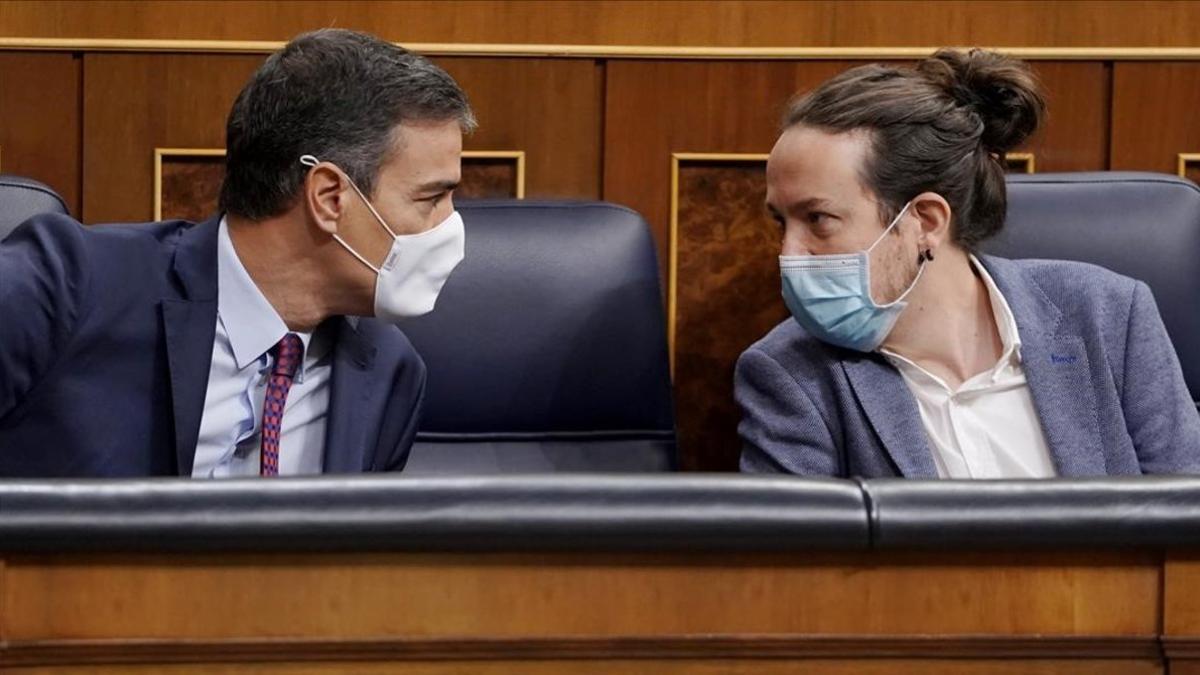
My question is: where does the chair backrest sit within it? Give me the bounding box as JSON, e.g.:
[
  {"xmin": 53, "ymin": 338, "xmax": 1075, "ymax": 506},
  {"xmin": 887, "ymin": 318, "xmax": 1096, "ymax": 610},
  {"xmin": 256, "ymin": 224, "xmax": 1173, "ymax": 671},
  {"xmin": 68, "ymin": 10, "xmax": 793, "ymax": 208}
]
[
  {"xmin": 0, "ymin": 175, "xmax": 69, "ymax": 240},
  {"xmin": 399, "ymin": 200, "xmax": 677, "ymax": 473},
  {"xmin": 988, "ymin": 172, "xmax": 1200, "ymax": 405}
]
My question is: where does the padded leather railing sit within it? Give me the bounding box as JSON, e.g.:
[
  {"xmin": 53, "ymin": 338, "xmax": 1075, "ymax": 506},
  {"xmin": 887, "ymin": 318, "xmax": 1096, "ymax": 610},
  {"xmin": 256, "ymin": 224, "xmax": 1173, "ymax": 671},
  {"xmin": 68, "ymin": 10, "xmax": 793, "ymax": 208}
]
[{"xmin": 2, "ymin": 475, "xmax": 1198, "ymax": 553}]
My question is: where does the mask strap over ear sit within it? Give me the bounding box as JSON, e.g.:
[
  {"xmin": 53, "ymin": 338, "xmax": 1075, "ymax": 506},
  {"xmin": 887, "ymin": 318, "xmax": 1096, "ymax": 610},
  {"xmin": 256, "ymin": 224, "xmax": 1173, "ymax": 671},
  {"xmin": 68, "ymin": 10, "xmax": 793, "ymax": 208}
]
[{"xmin": 298, "ymin": 154, "xmax": 400, "ymax": 239}]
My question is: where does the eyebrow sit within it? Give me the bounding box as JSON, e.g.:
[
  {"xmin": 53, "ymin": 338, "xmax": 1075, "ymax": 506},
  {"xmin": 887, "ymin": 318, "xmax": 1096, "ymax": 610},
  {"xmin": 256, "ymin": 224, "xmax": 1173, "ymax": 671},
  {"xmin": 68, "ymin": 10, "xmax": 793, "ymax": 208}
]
[
  {"xmin": 766, "ymin": 196, "xmax": 833, "ymax": 215},
  {"xmin": 415, "ymin": 179, "xmax": 460, "ymax": 194}
]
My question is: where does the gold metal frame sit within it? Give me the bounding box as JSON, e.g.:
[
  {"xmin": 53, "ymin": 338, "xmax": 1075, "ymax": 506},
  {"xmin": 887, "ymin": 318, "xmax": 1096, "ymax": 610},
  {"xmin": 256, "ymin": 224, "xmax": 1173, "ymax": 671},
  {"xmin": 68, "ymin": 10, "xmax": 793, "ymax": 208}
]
[
  {"xmin": 668, "ymin": 152, "xmax": 770, "ymax": 375},
  {"xmin": 1006, "ymin": 152, "xmax": 1036, "ymax": 174},
  {"xmin": 153, "ymin": 147, "xmax": 226, "ymax": 220},
  {"xmin": 1178, "ymin": 153, "xmax": 1200, "ymax": 179},
  {"xmin": 462, "ymin": 150, "xmax": 527, "ymax": 199},
  {"xmin": 3, "ymin": 38, "xmax": 1200, "ymax": 60}
]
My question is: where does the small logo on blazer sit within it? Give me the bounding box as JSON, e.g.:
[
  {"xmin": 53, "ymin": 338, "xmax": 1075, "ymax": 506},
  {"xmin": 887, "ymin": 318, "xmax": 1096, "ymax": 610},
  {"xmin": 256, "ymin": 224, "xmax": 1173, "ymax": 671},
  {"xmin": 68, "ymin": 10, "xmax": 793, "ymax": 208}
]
[{"xmin": 1051, "ymin": 353, "xmax": 1078, "ymax": 364}]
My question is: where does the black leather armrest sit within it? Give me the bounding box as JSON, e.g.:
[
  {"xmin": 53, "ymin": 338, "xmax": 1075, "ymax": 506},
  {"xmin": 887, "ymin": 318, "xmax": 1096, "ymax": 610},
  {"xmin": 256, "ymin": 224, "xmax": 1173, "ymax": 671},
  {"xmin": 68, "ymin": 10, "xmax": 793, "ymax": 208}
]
[
  {"xmin": 0, "ymin": 475, "xmax": 868, "ymax": 553},
  {"xmin": 863, "ymin": 476, "xmax": 1200, "ymax": 549}
]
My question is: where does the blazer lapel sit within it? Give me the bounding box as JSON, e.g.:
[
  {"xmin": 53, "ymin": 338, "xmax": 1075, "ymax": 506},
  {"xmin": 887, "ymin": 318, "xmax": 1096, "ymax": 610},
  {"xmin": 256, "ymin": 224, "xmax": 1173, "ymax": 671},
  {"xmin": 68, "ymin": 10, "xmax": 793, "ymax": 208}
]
[
  {"xmin": 323, "ymin": 318, "xmax": 379, "ymax": 473},
  {"xmin": 162, "ymin": 217, "xmax": 221, "ymax": 476},
  {"xmin": 841, "ymin": 352, "xmax": 939, "ymax": 477},
  {"xmin": 980, "ymin": 256, "xmax": 1107, "ymax": 476}
]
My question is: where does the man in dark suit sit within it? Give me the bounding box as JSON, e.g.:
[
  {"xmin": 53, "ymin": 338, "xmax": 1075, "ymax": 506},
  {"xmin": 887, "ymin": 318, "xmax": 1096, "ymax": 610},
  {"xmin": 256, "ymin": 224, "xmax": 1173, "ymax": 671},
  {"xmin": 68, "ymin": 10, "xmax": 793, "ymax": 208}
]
[{"xmin": 0, "ymin": 29, "xmax": 474, "ymax": 477}]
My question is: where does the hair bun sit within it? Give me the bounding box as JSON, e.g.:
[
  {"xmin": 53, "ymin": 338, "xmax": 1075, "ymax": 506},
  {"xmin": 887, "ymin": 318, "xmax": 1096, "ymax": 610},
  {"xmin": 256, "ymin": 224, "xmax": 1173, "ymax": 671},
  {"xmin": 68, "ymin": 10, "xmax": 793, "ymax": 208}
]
[{"xmin": 917, "ymin": 48, "xmax": 1046, "ymax": 153}]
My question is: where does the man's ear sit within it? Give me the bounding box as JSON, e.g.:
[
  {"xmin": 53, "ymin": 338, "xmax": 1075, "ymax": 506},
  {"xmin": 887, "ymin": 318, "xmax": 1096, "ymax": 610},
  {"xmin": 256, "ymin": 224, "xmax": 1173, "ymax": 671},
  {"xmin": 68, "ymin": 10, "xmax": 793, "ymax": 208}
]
[
  {"xmin": 909, "ymin": 192, "xmax": 953, "ymax": 252},
  {"xmin": 304, "ymin": 164, "xmax": 350, "ymax": 235}
]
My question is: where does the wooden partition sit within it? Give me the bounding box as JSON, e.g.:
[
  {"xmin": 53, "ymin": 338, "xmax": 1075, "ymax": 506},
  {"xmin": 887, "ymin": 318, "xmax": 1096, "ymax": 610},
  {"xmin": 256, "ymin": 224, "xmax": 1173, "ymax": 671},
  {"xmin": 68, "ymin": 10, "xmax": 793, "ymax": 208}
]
[
  {"xmin": 0, "ymin": 0, "xmax": 1198, "ymax": 469},
  {"xmin": 2, "ymin": 549, "xmax": 1188, "ymax": 673}
]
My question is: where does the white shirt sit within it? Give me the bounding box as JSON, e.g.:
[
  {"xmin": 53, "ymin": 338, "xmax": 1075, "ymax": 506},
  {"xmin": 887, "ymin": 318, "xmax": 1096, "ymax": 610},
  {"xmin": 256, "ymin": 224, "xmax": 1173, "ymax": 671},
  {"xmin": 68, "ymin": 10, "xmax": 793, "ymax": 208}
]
[
  {"xmin": 191, "ymin": 218, "xmax": 332, "ymax": 477},
  {"xmin": 880, "ymin": 256, "xmax": 1057, "ymax": 479}
]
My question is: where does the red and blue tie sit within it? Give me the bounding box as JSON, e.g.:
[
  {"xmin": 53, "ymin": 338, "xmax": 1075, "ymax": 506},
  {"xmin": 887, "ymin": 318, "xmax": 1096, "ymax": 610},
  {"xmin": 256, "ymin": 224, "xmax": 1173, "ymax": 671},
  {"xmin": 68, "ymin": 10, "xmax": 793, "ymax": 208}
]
[{"xmin": 260, "ymin": 333, "xmax": 303, "ymax": 476}]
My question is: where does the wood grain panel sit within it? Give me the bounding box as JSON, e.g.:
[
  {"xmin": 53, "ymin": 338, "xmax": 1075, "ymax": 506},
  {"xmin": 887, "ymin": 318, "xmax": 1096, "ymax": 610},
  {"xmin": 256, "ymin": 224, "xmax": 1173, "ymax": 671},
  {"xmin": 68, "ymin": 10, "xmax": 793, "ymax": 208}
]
[
  {"xmin": 1111, "ymin": 63, "xmax": 1200, "ymax": 174},
  {"xmin": 1018, "ymin": 62, "xmax": 1111, "ymax": 171},
  {"xmin": 0, "ymin": 658, "xmax": 1164, "ymax": 675},
  {"xmin": 1165, "ymin": 554, "xmax": 1200, "ymax": 637},
  {"xmin": 4, "ymin": 552, "xmax": 1159, "ymax": 641},
  {"xmin": 432, "ymin": 57, "xmax": 601, "ymax": 199},
  {"xmin": 1, "ymin": 1, "xmax": 1199, "ymax": 48},
  {"xmin": 0, "ymin": 52, "xmax": 81, "ymax": 215},
  {"xmin": 159, "ymin": 154, "xmax": 223, "ymax": 221},
  {"xmin": 605, "ymin": 60, "xmax": 863, "ymax": 277},
  {"xmin": 82, "ymin": 54, "xmax": 597, "ymax": 224},
  {"xmin": 674, "ymin": 159, "xmax": 783, "ymax": 471},
  {"xmin": 459, "ymin": 158, "xmax": 519, "ymax": 198},
  {"xmin": 81, "ymin": 53, "xmax": 262, "ymax": 224}
]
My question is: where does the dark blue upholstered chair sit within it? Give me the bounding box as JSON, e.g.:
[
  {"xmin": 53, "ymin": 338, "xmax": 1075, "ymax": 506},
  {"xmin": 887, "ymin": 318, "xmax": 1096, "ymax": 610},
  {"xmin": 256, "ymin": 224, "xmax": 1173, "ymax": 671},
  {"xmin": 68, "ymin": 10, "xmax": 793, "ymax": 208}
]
[
  {"xmin": 400, "ymin": 201, "xmax": 677, "ymax": 472},
  {"xmin": 0, "ymin": 175, "xmax": 69, "ymax": 241}
]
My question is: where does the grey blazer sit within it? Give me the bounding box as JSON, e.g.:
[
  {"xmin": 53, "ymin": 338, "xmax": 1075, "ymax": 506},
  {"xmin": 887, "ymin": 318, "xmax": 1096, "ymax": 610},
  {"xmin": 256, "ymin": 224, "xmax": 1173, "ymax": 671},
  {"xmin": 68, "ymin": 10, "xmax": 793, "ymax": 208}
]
[{"xmin": 736, "ymin": 255, "xmax": 1200, "ymax": 477}]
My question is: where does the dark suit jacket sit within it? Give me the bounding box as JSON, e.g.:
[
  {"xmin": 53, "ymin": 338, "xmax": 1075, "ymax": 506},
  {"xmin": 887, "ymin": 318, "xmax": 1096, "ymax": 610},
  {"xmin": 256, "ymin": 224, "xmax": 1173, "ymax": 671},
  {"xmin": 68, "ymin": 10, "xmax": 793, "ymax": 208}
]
[
  {"xmin": 0, "ymin": 214, "xmax": 426, "ymax": 477},
  {"xmin": 737, "ymin": 255, "xmax": 1200, "ymax": 477}
]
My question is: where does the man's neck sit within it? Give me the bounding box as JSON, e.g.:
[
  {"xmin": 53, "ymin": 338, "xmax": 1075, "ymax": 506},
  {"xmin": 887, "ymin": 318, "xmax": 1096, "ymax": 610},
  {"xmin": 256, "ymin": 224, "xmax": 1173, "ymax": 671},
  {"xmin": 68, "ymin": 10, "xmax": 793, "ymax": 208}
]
[
  {"xmin": 225, "ymin": 213, "xmax": 365, "ymax": 333},
  {"xmin": 880, "ymin": 248, "xmax": 1005, "ymax": 389}
]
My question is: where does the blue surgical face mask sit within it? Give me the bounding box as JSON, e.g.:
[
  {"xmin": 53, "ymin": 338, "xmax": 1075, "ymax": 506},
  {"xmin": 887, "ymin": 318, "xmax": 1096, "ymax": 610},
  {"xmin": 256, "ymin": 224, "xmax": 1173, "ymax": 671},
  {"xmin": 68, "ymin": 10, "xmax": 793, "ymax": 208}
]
[{"xmin": 779, "ymin": 201, "xmax": 925, "ymax": 352}]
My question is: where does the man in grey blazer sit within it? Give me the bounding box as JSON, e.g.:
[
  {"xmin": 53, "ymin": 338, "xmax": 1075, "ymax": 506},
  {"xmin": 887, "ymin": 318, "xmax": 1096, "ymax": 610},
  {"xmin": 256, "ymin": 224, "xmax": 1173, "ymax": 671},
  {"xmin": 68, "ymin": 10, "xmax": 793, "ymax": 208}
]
[{"xmin": 737, "ymin": 49, "xmax": 1200, "ymax": 478}]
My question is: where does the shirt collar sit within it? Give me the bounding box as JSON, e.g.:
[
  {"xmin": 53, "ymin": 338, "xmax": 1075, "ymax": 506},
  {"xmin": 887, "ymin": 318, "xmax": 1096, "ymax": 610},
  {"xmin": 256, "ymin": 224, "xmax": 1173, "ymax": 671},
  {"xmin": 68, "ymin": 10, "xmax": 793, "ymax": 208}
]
[
  {"xmin": 969, "ymin": 253, "xmax": 1022, "ymax": 366},
  {"xmin": 217, "ymin": 217, "xmax": 324, "ymax": 380}
]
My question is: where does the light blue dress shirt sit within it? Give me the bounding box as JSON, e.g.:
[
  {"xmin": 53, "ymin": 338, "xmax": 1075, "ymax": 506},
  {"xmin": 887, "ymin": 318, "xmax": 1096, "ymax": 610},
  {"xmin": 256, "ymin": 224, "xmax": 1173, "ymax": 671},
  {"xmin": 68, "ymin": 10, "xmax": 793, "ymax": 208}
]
[{"xmin": 192, "ymin": 218, "xmax": 333, "ymax": 477}]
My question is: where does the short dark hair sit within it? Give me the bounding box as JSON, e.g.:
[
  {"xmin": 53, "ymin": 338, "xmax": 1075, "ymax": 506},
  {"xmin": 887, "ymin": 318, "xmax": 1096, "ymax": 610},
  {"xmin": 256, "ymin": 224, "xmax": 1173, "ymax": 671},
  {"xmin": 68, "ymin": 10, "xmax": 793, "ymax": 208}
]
[
  {"xmin": 782, "ymin": 49, "xmax": 1045, "ymax": 250},
  {"xmin": 219, "ymin": 28, "xmax": 476, "ymax": 220}
]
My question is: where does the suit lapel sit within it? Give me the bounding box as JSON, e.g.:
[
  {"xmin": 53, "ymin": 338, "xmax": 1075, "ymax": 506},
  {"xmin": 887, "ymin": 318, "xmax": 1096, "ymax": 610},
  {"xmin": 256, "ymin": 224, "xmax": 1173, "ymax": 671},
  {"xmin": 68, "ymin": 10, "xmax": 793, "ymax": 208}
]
[
  {"xmin": 841, "ymin": 352, "xmax": 939, "ymax": 477},
  {"xmin": 162, "ymin": 217, "xmax": 221, "ymax": 476},
  {"xmin": 980, "ymin": 256, "xmax": 1107, "ymax": 476},
  {"xmin": 323, "ymin": 318, "xmax": 379, "ymax": 473}
]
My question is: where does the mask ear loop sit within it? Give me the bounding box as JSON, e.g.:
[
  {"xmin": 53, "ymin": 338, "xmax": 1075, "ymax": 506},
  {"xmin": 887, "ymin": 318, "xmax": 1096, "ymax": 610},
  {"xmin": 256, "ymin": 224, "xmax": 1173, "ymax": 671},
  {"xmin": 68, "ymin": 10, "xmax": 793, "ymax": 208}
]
[
  {"xmin": 865, "ymin": 200, "xmax": 929, "ymax": 309},
  {"xmin": 300, "ymin": 154, "xmax": 396, "ymax": 275},
  {"xmin": 299, "ymin": 154, "xmax": 400, "ymax": 239}
]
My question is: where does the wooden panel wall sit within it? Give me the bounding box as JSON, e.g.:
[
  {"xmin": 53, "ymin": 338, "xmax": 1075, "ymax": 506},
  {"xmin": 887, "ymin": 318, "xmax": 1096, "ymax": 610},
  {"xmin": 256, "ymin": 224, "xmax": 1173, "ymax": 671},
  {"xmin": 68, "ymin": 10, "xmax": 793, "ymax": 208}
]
[
  {"xmin": 0, "ymin": 52, "xmax": 81, "ymax": 215},
  {"xmin": 78, "ymin": 54, "xmax": 601, "ymax": 224},
  {"xmin": 1111, "ymin": 62, "xmax": 1200, "ymax": 182},
  {"xmin": 435, "ymin": 57, "xmax": 602, "ymax": 199},
  {"xmin": 81, "ymin": 54, "xmax": 261, "ymax": 224},
  {"xmin": 0, "ymin": 550, "xmax": 1172, "ymax": 673},
  {"xmin": 1, "ymin": 1, "xmax": 1199, "ymax": 47}
]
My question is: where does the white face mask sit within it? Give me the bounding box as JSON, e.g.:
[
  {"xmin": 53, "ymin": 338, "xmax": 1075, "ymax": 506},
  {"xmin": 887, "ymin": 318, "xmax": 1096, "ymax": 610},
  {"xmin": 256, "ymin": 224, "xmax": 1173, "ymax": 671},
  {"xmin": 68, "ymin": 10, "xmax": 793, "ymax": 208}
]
[{"xmin": 300, "ymin": 154, "xmax": 465, "ymax": 323}]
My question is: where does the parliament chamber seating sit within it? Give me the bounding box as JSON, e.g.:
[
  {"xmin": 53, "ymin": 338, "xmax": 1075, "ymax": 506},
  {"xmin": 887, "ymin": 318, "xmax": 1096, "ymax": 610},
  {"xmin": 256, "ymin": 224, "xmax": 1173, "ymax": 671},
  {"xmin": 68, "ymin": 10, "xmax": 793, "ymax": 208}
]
[
  {"xmin": 2, "ymin": 476, "xmax": 1199, "ymax": 673},
  {"xmin": 401, "ymin": 200, "xmax": 678, "ymax": 473},
  {"xmin": 2, "ymin": 175, "xmax": 1200, "ymax": 672}
]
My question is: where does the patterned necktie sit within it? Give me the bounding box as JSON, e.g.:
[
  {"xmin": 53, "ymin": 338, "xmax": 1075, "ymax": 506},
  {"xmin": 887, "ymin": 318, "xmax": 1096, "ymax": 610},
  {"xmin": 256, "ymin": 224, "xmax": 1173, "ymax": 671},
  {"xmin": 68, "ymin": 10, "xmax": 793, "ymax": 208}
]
[{"xmin": 260, "ymin": 333, "xmax": 304, "ymax": 476}]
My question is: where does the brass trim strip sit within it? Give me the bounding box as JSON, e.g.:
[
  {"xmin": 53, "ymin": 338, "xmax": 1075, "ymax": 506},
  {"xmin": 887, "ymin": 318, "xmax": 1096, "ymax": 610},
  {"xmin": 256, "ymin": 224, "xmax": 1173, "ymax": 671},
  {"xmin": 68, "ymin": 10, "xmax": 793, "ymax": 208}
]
[
  {"xmin": 153, "ymin": 147, "xmax": 226, "ymax": 220},
  {"xmin": 4, "ymin": 38, "xmax": 1200, "ymax": 60},
  {"xmin": 1178, "ymin": 153, "xmax": 1200, "ymax": 179},
  {"xmin": 1006, "ymin": 152, "xmax": 1037, "ymax": 174},
  {"xmin": 462, "ymin": 150, "xmax": 527, "ymax": 199},
  {"xmin": 669, "ymin": 153, "xmax": 770, "ymax": 376}
]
